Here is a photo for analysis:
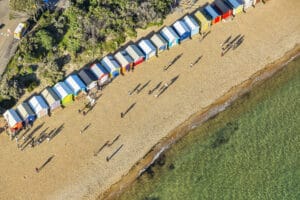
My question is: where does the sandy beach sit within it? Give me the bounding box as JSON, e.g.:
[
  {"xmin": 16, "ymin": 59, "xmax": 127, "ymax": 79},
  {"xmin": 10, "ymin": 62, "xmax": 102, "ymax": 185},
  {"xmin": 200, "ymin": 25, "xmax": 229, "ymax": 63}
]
[{"xmin": 0, "ymin": 1, "xmax": 300, "ymax": 200}]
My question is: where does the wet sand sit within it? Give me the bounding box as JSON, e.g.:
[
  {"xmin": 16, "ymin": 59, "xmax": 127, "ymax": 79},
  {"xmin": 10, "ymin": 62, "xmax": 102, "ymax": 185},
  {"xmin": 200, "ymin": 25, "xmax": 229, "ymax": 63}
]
[{"xmin": 0, "ymin": 1, "xmax": 300, "ymax": 200}]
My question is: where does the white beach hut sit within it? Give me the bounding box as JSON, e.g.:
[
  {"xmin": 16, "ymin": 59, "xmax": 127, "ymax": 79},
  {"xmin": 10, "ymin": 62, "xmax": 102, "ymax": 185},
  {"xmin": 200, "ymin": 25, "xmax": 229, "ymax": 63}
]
[
  {"xmin": 138, "ymin": 39, "xmax": 156, "ymax": 60},
  {"xmin": 100, "ymin": 56, "xmax": 121, "ymax": 78},
  {"xmin": 160, "ymin": 26, "xmax": 179, "ymax": 48},
  {"xmin": 172, "ymin": 20, "xmax": 191, "ymax": 42},
  {"xmin": 183, "ymin": 15, "xmax": 200, "ymax": 37},
  {"xmin": 114, "ymin": 50, "xmax": 134, "ymax": 74},
  {"xmin": 28, "ymin": 95, "xmax": 49, "ymax": 118},
  {"xmin": 150, "ymin": 33, "xmax": 168, "ymax": 55}
]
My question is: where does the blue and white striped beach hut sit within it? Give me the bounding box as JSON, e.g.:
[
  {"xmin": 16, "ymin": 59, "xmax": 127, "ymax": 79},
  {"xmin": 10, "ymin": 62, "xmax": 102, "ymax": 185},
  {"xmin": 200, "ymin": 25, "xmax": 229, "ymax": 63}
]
[
  {"xmin": 160, "ymin": 26, "xmax": 179, "ymax": 48},
  {"xmin": 28, "ymin": 95, "xmax": 49, "ymax": 118},
  {"xmin": 65, "ymin": 74, "xmax": 87, "ymax": 97},
  {"xmin": 52, "ymin": 82, "xmax": 74, "ymax": 106},
  {"xmin": 16, "ymin": 102, "xmax": 36, "ymax": 126},
  {"xmin": 100, "ymin": 56, "xmax": 121, "ymax": 78},
  {"xmin": 138, "ymin": 39, "xmax": 156, "ymax": 60},
  {"xmin": 172, "ymin": 20, "xmax": 191, "ymax": 42},
  {"xmin": 150, "ymin": 33, "xmax": 168, "ymax": 55},
  {"xmin": 90, "ymin": 63, "xmax": 110, "ymax": 85},
  {"xmin": 183, "ymin": 15, "xmax": 200, "ymax": 37}
]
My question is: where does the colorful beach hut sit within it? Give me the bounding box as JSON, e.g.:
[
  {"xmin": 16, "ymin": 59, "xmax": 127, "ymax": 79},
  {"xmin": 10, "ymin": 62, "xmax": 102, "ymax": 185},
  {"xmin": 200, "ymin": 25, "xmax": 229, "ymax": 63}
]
[
  {"xmin": 114, "ymin": 50, "xmax": 134, "ymax": 73},
  {"xmin": 214, "ymin": 0, "xmax": 233, "ymax": 20},
  {"xmin": 78, "ymin": 69, "xmax": 98, "ymax": 90},
  {"xmin": 41, "ymin": 87, "xmax": 61, "ymax": 111},
  {"xmin": 204, "ymin": 4, "xmax": 222, "ymax": 25},
  {"xmin": 160, "ymin": 26, "xmax": 179, "ymax": 48},
  {"xmin": 52, "ymin": 82, "xmax": 74, "ymax": 106},
  {"xmin": 172, "ymin": 20, "xmax": 191, "ymax": 42},
  {"xmin": 28, "ymin": 95, "xmax": 49, "ymax": 118},
  {"xmin": 138, "ymin": 39, "xmax": 156, "ymax": 60},
  {"xmin": 100, "ymin": 56, "xmax": 121, "ymax": 78},
  {"xmin": 224, "ymin": 0, "xmax": 244, "ymax": 16},
  {"xmin": 125, "ymin": 44, "xmax": 145, "ymax": 66},
  {"xmin": 183, "ymin": 15, "xmax": 200, "ymax": 37},
  {"xmin": 16, "ymin": 102, "xmax": 36, "ymax": 126},
  {"xmin": 90, "ymin": 63, "xmax": 110, "ymax": 85},
  {"xmin": 3, "ymin": 109, "xmax": 23, "ymax": 132},
  {"xmin": 150, "ymin": 33, "xmax": 168, "ymax": 55},
  {"xmin": 65, "ymin": 74, "xmax": 87, "ymax": 97},
  {"xmin": 194, "ymin": 10, "xmax": 211, "ymax": 34},
  {"xmin": 238, "ymin": 0, "xmax": 254, "ymax": 10}
]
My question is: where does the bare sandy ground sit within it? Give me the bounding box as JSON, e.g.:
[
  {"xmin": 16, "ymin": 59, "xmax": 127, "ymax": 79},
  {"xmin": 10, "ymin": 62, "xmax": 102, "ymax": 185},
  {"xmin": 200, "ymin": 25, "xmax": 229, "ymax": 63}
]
[
  {"xmin": 0, "ymin": 0, "xmax": 27, "ymax": 75},
  {"xmin": 0, "ymin": 1, "xmax": 300, "ymax": 200}
]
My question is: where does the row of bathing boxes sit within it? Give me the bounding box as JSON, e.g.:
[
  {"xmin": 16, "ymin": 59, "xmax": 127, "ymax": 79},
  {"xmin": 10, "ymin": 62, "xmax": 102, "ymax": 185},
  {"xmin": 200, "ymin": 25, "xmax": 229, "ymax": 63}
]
[{"xmin": 3, "ymin": 0, "xmax": 268, "ymax": 133}]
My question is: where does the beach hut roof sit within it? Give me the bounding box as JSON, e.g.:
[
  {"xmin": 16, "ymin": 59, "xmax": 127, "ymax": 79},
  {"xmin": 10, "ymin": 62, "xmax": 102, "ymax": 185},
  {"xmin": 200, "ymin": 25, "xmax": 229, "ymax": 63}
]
[
  {"xmin": 194, "ymin": 10, "xmax": 210, "ymax": 23},
  {"xmin": 225, "ymin": 0, "xmax": 242, "ymax": 8},
  {"xmin": 3, "ymin": 109, "xmax": 22, "ymax": 128},
  {"xmin": 78, "ymin": 69, "xmax": 97, "ymax": 86},
  {"xmin": 41, "ymin": 87, "xmax": 60, "ymax": 105},
  {"xmin": 150, "ymin": 33, "xmax": 167, "ymax": 47},
  {"xmin": 28, "ymin": 95, "xmax": 49, "ymax": 114},
  {"xmin": 114, "ymin": 51, "xmax": 133, "ymax": 66},
  {"xmin": 125, "ymin": 45, "xmax": 144, "ymax": 61},
  {"xmin": 204, "ymin": 5, "xmax": 219, "ymax": 19},
  {"xmin": 53, "ymin": 82, "xmax": 73, "ymax": 99},
  {"xmin": 173, "ymin": 20, "xmax": 190, "ymax": 36},
  {"xmin": 138, "ymin": 39, "xmax": 156, "ymax": 55},
  {"xmin": 16, "ymin": 102, "xmax": 35, "ymax": 120},
  {"xmin": 183, "ymin": 15, "xmax": 199, "ymax": 31},
  {"xmin": 101, "ymin": 56, "xmax": 120, "ymax": 72},
  {"xmin": 160, "ymin": 26, "xmax": 179, "ymax": 42},
  {"xmin": 215, "ymin": 0, "xmax": 231, "ymax": 13},
  {"xmin": 65, "ymin": 74, "xmax": 86, "ymax": 94},
  {"xmin": 90, "ymin": 63, "xmax": 108, "ymax": 79}
]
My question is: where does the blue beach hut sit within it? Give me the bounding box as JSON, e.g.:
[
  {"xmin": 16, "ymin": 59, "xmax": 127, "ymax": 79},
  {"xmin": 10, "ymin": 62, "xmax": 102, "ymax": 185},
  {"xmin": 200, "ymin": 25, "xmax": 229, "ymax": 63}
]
[
  {"xmin": 100, "ymin": 56, "xmax": 121, "ymax": 78},
  {"xmin": 160, "ymin": 26, "xmax": 179, "ymax": 48},
  {"xmin": 172, "ymin": 20, "xmax": 191, "ymax": 42},
  {"xmin": 65, "ymin": 74, "xmax": 87, "ymax": 97},
  {"xmin": 138, "ymin": 39, "xmax": 156, "ymax": 60},
  {"xmin": 183, "ymin": 15, "xmax": 200, "ymax": 37},
  {"xmin": 16, "ymin": 102, "xmax": 36, "ymax": 126}
]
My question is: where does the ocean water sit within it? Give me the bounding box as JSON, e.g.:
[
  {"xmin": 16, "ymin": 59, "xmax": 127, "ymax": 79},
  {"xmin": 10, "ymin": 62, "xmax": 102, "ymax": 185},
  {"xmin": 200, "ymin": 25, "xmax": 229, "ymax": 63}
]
[{"xmin": 118, "ymin": 56, "xmax": 300, "ymax": 200}]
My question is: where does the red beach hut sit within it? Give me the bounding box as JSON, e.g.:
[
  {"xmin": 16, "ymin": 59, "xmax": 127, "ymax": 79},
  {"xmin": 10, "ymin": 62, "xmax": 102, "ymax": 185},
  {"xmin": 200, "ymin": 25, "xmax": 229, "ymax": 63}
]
[{"xmin": 214, "ymin": 0, "xmax": 233, "ymax": 20}]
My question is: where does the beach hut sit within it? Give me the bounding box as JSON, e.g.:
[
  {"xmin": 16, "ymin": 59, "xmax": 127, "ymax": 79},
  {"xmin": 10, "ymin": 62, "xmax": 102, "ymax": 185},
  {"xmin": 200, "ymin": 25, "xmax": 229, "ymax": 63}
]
[
  {"xmin": 114, "ymin": 50, "xmax": 134, "ymax": 73},
  {"xmin": 238, "ymin": 0, "xmax": 254, "ymax": 10},
  {"xmin": 16, "ymin": 102, "xmax": 36, "ymax": 126},
  {"xmin": 194, "ymin": 10, "xmax": 211, "ymax": 34},
  {"xmin": 138, "ymin": 39, "xmax": 156, "ymax": 60},
  {"xmin": 214, "ymin": 0, "xmax": 233, "ymax": 20},
  {"xmin": 3, "ymin": 109, "xmax": 23, "ymax": 132},
  {"xmin": 125, "ymin": 44, "xmax": 145, "ymax": 66},
  {"xmin": 41, "ymin": 87, "xmax": 61, "ymax": 111},
  {"xmin": 28, "ymin": 95, "xmax": 49, "ymax": 118},
  {"xmin": 100, "ymin": 56, "xmax": 121, "ymax": 78},
  {"xmin": 224, "ymin": 0, "xmax": 244, "ymax": 16},
  {"xmin": 160, "ymin": 26, "xmax": 179, "ymax": 48},
  {"xmin": 78, "ymin": 69, "xmax": 98, "ymax": 91},
  {"xmin": 150, "ymin": 33, "xmax": 168, "ymax": 55},
  {"xmin": 172, "ymin": 20, "xmax": 191, "ymax": 42},
  {"xmin": 182, "ymin": 15, "xmax": 200, "ymax": 37},
  {"xmin": 204, "ymin": 4, "xmax": 222, "ymax": 25},
  {"xmin": 90, "ymin": 63, "xmax": 110, "ymax": 85},
  {"xmin": 65, "ymin": 74, "xmax": 87, "ymax": 97},
  {"xmin": 52, "ymin": 82, "xmax": 74, "ymax": 106}
]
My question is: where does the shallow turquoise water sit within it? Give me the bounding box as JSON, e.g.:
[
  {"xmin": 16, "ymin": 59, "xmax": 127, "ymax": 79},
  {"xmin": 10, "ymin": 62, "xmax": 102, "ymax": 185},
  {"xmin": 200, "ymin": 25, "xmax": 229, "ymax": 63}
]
[{"xmin": 119, "ymin": 56, "xmax": 300, "ymax": 200}]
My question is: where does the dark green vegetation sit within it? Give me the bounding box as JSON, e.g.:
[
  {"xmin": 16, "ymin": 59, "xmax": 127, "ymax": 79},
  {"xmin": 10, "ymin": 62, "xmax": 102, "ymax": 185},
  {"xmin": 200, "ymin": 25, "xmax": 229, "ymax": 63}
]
[
  {"xmin": 0, "ymin": 0, "xmax": 174, "ymax": 110},
  {"xmin": 118, "ymin": 57, "xmax": 300, "ymax": 200}
]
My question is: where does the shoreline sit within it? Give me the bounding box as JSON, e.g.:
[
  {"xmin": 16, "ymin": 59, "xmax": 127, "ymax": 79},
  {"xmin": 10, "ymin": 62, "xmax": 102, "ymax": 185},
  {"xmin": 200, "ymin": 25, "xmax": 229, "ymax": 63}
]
[{"xmin": 100, "ymin": 44, "xmax": 300, "ymax": 200}]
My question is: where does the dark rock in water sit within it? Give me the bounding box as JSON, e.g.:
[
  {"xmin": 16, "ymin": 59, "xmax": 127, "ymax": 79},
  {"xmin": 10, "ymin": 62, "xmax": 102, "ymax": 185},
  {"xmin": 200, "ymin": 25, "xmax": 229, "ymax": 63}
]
[
  {"xmin": 168, "ymin": 163, "xmax": 175, "ymax": 170},
  {"xmin": 144, "ymin": 196, "xmax": 160, "ymax": 200},
  {"xmin": 211, "ymin": 121, "xmax": 239, "ymax": 148}
]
